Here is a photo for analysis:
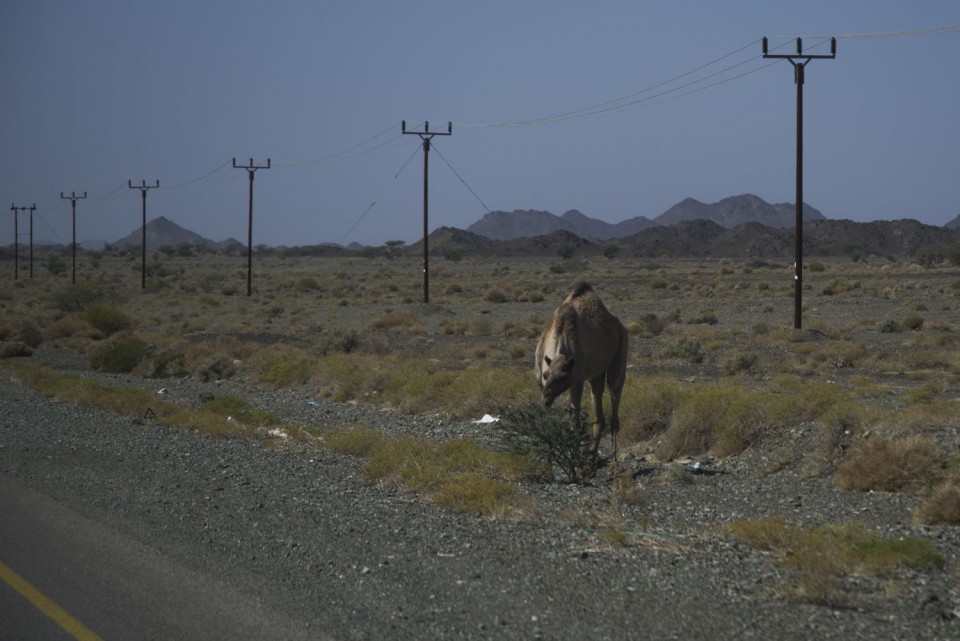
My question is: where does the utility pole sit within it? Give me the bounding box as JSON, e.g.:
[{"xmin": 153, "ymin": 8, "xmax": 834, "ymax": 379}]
[
  {"xmin": 61, "ymin": 191, "xmax": 87, "ymax": 284},
  {"xmin": 25, "ymin": 205, "xmax": 37, "ymax": 278},
  {"xmin": 128, "ymin": 180, "xmax": 159, "ymax": 289},
  {"xmin": 402, "ymin": 120, "xmax": 452, "ymax": 303},
  {"xmin": 763, "ymin": 37, "xmax": 836, "ymax": 329},
  {"xmin": 232, "ymin": 158, "xmax": 271, "ymax": 296},
  {"xmin": 9, "ymin": 204, "xmax": 33, "ymax": 280}
]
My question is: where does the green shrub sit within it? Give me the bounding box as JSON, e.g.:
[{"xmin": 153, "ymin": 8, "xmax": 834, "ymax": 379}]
[
  {"xmin": 194, "ymin": 353, "xmax": 238, "ymax": 382},
  {"xmin": 484, "ymin": 288, "xmax": 507, "ymax": 304},
  {"xmin": 294, "ymin": 276, "xmax": 320, "ymax": 292},
  {"xmin": 497, "ymin": 402, "xmax": 592, "ymax": 483},
  {"xmin": 52, "ymin": 282, "xmax": 110, "ymax": 312},
  {"xmin": 17, "ymin": 322, "xmax": 43, "ymax": 348},
  {"xmin": 82, "ymin": 302, "xmax": 132, "ymax": 336},
  {"xmin": 89, "ymin": 335, "xmax": 149, "ymax": 373},
  {"xmin": 661, "ymin": 338, "xmax": 703, "ymax": 363}
]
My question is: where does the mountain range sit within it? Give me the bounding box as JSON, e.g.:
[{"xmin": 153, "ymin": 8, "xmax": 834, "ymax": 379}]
[
  {"xmin": 79, "ymin": 195, "xmax": 958, "ymax": 260},
  {"xmin": 467, "ymin": 194, "xmax": 825, "ymax": 241}
]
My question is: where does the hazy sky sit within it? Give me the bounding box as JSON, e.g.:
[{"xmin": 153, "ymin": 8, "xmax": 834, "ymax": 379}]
[{"xmin": 2, "ymin": 0, "xmax": 958, "ymax": 248}]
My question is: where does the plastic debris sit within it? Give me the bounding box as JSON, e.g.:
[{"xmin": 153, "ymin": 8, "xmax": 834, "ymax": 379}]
[
  {"xmin": 473, "ymin": 414, "xmax": 499, "ymax": 424},
  {"xmin": 305, "ymin": 400, "xmax": 319, "ymax": 407},
  {"xmin": 157, "ymin": 388, "xmax": 168, "ymax": 395}
]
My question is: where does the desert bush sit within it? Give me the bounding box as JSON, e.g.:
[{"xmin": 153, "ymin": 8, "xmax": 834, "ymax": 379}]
[
  {"xmin": 82, "ymin": 302, "xmax": 132, "ymax": 336},
  {"xmin": 444, "ymin": 283, "xmax": 463, "ymax": 295},
  {"xmin": 902, "ymin": 313, "xmax": 924, "ymax": 331},
  {"xmin": 45, "ymin": 254, "xmax": 68, "ymax": 276},
  {"xmin": 88, "ymin": 334, "xmax": 149, "ymax": 373},
  {"xmin": 618, "ymin": 377, "xmax": 687, "ymax": 443},
  {"xmin": 294, "ymin": 276, "xmax": 321, "ymax": 292},
  {"xmin": 628, "ymin": 313, "xmax": 669, "ymax": 338},
  {"xmin": 660, "ymin": 338, "xmax": 703, "ymax": 363},
  {"xmin": 650, "ymin": 278, "xmax": 668, "ymax": 290},
  {"xmin": 834, "ymin": 435, "xmax": 944, "ymax": 493},
  {"xmin": 372, "ymin": 311, "xmax": 418, "ymax": 330},
  {"xmin": 194, "ymin": 353, "xmax": 239, "ymax": 382},
  {"xmin": 722, "ymin": 351, "xmax": 757, "ymax": 375},
  {"xmin": 655, "ymin": 385, "xmax": 768, "ymax": 460},
  {"xmin": 880, "ymin": 319, "xmax": 901, "ymax": 333},
  {"xmin": 484, "ymin": 288, "xmax": 507, "ymax": 304},
  {"xmin": 52, "ymin": 282, "xmax": 110, "ymax": 312},
  {"xmin": 917, "ymin": 477, "xmax": 960, "ymax": 525},
  {"xmin": 497, "ymin": 402, "xmax": 592, "ymax": 483},
  {"xmin": 149, "ymin": 349, "xmax": 189, "ymax": 378},
  {"xmin": 0, "ymin": 341, "xmax": 32, "ymax": 358},
  {"xmin": 16, "ymin": 322, "xmax": 43, "ymax": 348}
]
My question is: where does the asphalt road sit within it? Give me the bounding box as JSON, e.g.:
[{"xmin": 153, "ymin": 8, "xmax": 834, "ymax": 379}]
[{"xmin": 0, "ymin": 476, "xmax": 324, "ymax": 641}]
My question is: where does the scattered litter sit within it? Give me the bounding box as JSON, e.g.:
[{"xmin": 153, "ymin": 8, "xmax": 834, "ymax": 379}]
[
  {"xmin": 157, "ymin": 388, "xmax": 168, "ymax": 395},
  {"xmin": 304, "ymin": 400, "xmax": 319, "ymax": 407},
  {"xmin": 268, "ymin": 428, "xmax": 289, "ymax": 439},
  {"xmin": 473, "ymin": 414, "xmax": 499, "ymax": 424},
  {"xmin": 691, "ymin": 461, "xmax": 702, "ymax": 472},
  {"xmin": 227, "ymin": 416, "xmax": 236, "ymax": 422}
]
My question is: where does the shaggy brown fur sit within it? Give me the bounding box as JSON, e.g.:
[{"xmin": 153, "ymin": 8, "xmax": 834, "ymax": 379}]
[{"xmin": 535, "ymin": 282, "xmax": 628, "ymax": 468}]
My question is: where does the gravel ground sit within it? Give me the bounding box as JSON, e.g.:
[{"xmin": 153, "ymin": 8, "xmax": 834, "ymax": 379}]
[{"xmin": 1, "ymin": 347, "xmax": 959, "ymax": 640}]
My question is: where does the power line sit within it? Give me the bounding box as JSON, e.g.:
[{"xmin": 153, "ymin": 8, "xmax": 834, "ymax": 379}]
[
  {"xmin": 455, "ymin": 39, "xmax": 767, "ymax": 128},
  {"xmin": 275, "ymin": 122, "xmax": 402, "ymax": 167},
  {"xmin": 338, "ymin": 141, "xmax": 421, "ymax": 245},
  {"xmin": 165, "ymin": 159, "xmax": 233, "ymax": 189},
  {"xmin": 767, "ymin": 25, "xmax": 960, "ymax": 40},
  {"xmin": 431, "ymin": 143, "xmax": 490, "ymax": 214}
]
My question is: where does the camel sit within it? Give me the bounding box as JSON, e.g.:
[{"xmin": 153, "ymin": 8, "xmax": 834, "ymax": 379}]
[{"xmin": 535, "ymin": 282, "xmax": 628, "ymax": 469}]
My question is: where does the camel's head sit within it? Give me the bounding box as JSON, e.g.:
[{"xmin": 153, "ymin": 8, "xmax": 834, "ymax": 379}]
[{"xmin": 540, "ymin": 354, "xmax": 574, "ymax": 407}]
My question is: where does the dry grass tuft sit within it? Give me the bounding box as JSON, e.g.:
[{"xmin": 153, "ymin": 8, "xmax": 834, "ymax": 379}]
[{"xmin": 833, "ymin": 435, "xmax": 944, "ymax": 493}]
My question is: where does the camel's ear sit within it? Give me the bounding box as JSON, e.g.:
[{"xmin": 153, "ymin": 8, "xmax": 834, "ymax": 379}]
[{"xmin": 544, "ymin": 355, "xmax": 552, "ymax": 366}]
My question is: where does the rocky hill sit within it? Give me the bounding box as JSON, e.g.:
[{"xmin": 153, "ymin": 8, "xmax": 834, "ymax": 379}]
[
  {"xmin": 467, "ymin": 194, "xmax": 821, "ymax": 242},
  {"xmin": 110, "ymin": 216, "xmax": 225, "ymax": 251},
  {"xmin": 654, "ymin": 194, "xmax": 824, "ymax": 228},
  {"xmin": 946, "ymin": 214, "xmax": 960, "ymax": 230},
  {"xmin": 467, "ymin": 208, "xmax": 653, "ymax": 241}
]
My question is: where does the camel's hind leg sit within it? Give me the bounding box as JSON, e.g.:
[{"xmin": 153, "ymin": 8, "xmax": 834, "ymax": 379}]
[
  {"xmin": 607, "ymin": 371, "xmax": 624, "ymax": 467},
  {"xmin": 588, "ymin": 374, "xmax": 607, "ymax": 465}
]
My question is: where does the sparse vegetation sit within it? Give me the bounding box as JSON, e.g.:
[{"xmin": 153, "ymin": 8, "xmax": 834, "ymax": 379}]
[
  {"xmin": 496, "ymin": 402, "xmax": 592, "ymax": 483},
  {"xmin": 729, "ymin": 517, "xmax": 943, "ymax": 604}
]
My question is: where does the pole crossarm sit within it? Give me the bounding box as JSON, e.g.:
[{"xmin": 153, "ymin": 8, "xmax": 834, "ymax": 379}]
[
  {"xmin": 128, "ymin": 179, "xmax": 159, "ymax": 289},
  {"xmin": 762, "ymin": 37, "xmax": 837, "ymax": 61},
  {"xmin": 232, "ymin": 157, "xmax": 271, "ymax": 296},
  {"xmin": 761, "ymin": 36, "xmax": 836, "ymax": 330},
  {"xmin": 401, "ymin": 120, "xmax": 453, "ymax": 304}
]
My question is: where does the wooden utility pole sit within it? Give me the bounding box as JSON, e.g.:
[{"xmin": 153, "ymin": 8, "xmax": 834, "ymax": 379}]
[
  {"xmin": 401, "ymin": 120, "xmax": 452, "ymax": 303},
  {"xmin": 763, "ymin": 37, "xmax": 836, "ymax": 329},
  {"xmin": 61, "ymin": 191, "xmax": 87, "ymax": 284},
  {"xmin": 232, "ymin": 158, "xmax": 271, "ymax": 296},
  {"xmin": 128, "ymin": 180, "xmax": 159, "ymax": 289},
  {"xmin": 9, "ymin": 204, "xmax": 33, "ymax": 280}
]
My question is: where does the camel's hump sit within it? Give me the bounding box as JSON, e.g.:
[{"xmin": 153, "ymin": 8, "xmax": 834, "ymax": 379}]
[{"xmin": 568, "ymin": 281, "xmax": 594, "ymax": 299}]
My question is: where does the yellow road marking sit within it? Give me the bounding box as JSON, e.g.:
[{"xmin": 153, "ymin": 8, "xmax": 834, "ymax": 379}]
[{"xmin": 0, "ymin": 558, "xmax": 104, "ymax": 641}]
